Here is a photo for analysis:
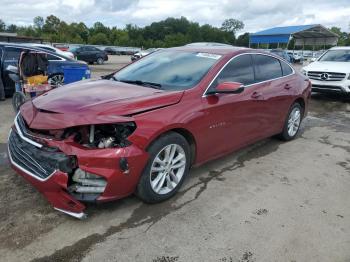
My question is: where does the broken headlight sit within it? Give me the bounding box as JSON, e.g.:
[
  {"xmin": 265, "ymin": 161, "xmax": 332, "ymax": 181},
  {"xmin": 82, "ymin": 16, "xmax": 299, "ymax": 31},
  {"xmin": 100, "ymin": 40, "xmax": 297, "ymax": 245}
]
[{"xmin": 84, "ymin": 122, "xmax": 136, "ymax": 148}]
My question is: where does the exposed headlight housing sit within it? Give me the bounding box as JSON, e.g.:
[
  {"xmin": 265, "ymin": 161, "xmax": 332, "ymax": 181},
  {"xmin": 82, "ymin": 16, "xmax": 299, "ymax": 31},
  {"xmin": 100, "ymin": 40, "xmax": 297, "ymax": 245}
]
[
  {"xmin": 68, "ymin": 122, "xmax": 136, "ymax": 149},
  {"xmin": 92, "ymin": 122, "xmax": 136, "ymax": 148}
]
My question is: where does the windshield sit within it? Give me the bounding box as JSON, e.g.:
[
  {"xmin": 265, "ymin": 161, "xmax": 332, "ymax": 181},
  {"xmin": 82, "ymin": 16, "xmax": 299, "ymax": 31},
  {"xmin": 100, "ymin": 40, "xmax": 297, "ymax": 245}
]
[
  {"xmin": 319, "ymin": 50, "xmax": 350, "ymax": 62},
  {"xmin": 113, "ymin": 50, "xmax": 221, "ymax": 90}
]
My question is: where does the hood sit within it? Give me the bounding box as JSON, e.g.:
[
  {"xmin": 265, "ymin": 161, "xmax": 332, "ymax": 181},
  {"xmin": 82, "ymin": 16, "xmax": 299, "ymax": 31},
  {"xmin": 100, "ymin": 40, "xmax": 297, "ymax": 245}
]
[
  {"xmin": 21, "ymin": 79, "xmax": 184, "ymax": 130},
  {"xmin": 304, "ymin": 61, "xmax": 350, "ymax": 74}
]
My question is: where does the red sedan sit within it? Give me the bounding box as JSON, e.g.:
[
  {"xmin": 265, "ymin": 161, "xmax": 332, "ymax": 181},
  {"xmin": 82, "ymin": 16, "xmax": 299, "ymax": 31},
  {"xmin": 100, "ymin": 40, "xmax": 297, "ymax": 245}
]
[{"xmin": 8, "ymin": 46, "xmax": 311, "ymax": 218}]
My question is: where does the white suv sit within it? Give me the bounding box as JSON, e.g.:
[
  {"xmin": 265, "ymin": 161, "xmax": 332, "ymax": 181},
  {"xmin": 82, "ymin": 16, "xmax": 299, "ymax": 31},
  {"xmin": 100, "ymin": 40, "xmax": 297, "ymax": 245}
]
[{"xmin": 302, "ymin": 47, "xmax": 350, "ymax": 94}]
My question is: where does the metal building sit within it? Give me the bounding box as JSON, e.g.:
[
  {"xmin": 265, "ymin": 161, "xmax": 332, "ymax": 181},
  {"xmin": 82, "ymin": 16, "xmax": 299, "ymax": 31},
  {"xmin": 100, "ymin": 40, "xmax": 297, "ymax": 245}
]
[{"xmin": 249, "ymin": 24, "xmax": 339, "ymax": 48}]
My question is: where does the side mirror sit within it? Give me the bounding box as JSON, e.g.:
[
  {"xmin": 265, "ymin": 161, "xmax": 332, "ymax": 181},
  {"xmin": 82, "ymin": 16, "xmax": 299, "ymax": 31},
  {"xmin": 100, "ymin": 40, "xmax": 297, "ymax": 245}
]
[
  {"xmin": 208, "ymin": 82, "xmax": 244, "ymax": 95},
  {"xmin": 6, "ymin": 65, "xmax": 18, "ymax": 75}
]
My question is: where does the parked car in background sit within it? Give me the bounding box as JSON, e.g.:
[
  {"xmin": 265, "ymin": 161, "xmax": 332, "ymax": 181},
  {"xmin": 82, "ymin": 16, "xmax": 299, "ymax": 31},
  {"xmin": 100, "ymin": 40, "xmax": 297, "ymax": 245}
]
[
  {"xmin": 287, "ymin": 51, "xmax": 302, "ymax": 63},
  {"xmin": 310, "ymin": 50, "xmax": 325, "ymax": 62},
  {"xmin": 53, "ymin": 44, "xmax": 70, "ymax": 51},
  {"xmin": 185, "ymin": 42, "xmax": 233, "ymax": 47},
  {"xmin": 104, "ymin": 47, "xmax": 120, "ymax": 55},
  {"xmin": 29, "ymin": 43, "xmax": 75, "ymax": 59},
  {"xmin": 8, "ymin": 46, "xmax": 311, "ymax": 218},
  {"xmin": 268, "ymin": 49, "xmax": 292, "ymax": 63},
  {"xmin": 0, "ymin": 43, "xmax": 90, "ymax": 96},
  {"xmin": 302, "ymin": 46, "xmax": 350, "ymax": 94},
  {"xmin": 69, "ymin": 46, "xmax": 108, "ymax": 65},
  {"xmin": 131, "ymin": 48, "xmax": 161, "ymax": 61}
]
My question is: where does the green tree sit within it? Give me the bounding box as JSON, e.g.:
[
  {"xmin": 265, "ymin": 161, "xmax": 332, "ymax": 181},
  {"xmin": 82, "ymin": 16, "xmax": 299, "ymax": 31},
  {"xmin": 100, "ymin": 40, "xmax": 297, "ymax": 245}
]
[
  {"xmin": 221, "ymin": 19, "xmax": 244, "ymax": 35},
  {"xmin": 33, "ymin": 16, "xmax": 44, "ymax": 31},
  {"xmin": 89, "ymin": 32, "xmax": 109, "ymax": 45},
  {"xmin": 236, "ymin": 32, "xmax": 250, "ymax": 47},
  {"xmin": 43, "ymin": 15, "xmax": 61, "ymax": 34},
  {"xmin": 0, "ymin": 19, "xmax": 5, "ymax": 31},
  {"xmin": 330, "ymin": 27, "xmax": 349, "ymax": 46},
  {"xmin": 6, "ymin": 24, "xmax": 17, "ymax": 33}
]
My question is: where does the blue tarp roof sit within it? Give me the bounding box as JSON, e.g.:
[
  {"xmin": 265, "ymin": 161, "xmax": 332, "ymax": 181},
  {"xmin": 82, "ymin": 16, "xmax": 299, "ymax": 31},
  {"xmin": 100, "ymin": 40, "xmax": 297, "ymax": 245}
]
[{"xmin": 250, "ymin": 24, "xmax": 317, "ymax": 44}]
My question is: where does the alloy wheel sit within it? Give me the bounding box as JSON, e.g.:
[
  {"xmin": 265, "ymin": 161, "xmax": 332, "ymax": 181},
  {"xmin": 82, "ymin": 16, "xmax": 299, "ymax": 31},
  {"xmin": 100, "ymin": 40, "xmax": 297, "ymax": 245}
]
[
  {"xmin": 287, "ymin": 107, "xmax": 301, "ymax": 137},
  {"xmin": 49, "ymin": 74, "xmax": 64, "ymax": 87},
  {"xmin": 150, "ymin": 144, "xmax": 187, "ymax": 195}
]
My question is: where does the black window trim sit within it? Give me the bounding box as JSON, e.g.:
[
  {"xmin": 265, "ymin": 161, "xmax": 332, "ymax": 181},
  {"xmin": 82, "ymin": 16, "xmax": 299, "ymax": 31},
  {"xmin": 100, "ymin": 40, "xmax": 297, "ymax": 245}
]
[{"xmin": 203, "ymin": 52, "xmax": 295, "ymax": 97}]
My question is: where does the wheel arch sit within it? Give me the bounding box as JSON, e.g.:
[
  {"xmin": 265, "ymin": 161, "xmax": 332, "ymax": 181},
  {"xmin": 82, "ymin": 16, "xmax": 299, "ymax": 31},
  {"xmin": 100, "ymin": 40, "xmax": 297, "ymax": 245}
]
[
  {"xmin": 145, "ymin": 127, "xmax": 197, "ymax": 166},
  {"xmin": 293, "ymin": 97, "xmax": 306, "ymax": 116}
]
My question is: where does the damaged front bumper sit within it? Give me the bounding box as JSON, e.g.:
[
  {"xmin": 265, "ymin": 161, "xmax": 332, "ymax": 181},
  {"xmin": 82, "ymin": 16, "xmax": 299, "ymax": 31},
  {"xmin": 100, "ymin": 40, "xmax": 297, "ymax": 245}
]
[{"xmin": 8, "ymin": 115, "xmax": 148, "ymax": 219}]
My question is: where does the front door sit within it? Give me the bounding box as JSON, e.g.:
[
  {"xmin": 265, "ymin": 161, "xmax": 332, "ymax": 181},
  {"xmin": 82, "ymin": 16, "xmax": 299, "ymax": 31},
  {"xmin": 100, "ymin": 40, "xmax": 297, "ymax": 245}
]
[{"xmin": 197, "ymin": 54, "xmax": 269, "ymax": 162}]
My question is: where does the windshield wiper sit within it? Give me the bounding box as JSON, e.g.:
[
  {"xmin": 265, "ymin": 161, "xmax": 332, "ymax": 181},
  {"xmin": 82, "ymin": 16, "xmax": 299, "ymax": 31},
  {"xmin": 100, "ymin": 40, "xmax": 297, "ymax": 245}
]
[{"xmin": 115, "ymin": 79, "xmax": 162, "ymax": 89}]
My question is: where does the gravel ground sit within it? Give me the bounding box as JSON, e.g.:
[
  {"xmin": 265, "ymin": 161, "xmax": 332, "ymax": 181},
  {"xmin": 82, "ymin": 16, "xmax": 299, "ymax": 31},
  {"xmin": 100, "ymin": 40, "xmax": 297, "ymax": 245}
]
[{"xmin": 0, "ymin": 56, "xmax": 349, "ymax": 262}]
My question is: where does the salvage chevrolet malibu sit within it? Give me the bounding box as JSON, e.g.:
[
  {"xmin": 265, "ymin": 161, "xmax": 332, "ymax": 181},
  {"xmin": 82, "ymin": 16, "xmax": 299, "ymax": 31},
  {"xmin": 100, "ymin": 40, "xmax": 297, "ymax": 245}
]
[{"xmin": 8, "ymin": 46, "xmax": 311, "ymax": 218}]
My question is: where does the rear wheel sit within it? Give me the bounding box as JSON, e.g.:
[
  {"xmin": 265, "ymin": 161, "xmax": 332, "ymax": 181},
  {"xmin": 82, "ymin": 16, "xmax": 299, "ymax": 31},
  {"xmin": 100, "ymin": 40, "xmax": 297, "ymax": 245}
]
[
  {"xmin": 279, "ymin": 103, "xmax": 303, "ymax": 141},
  {"xmin": 97, "ymin": 57, "xmax": 104, "ymax": 65},
  {"xmin": 136, "ymin": 132, "xmax": 190, "ymax": 203}
]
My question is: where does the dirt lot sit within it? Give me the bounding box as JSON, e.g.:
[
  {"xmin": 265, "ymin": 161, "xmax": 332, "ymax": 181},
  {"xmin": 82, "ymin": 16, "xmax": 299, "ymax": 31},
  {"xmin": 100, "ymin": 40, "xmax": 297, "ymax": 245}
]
[{"xmin": 0, "ymin": 56, "xmax": 349, "ymax": 262}]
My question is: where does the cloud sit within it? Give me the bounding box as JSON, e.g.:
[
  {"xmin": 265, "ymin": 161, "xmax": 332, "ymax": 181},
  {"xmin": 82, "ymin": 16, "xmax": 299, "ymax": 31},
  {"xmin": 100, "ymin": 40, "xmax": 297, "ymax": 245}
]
[
  {"xmin": 94, "ymin": 0, "xmax": 139, "ymax": 12},
  {"xmin": 0, "ymin": 0, "xmax": 349, "ymax": 32}
]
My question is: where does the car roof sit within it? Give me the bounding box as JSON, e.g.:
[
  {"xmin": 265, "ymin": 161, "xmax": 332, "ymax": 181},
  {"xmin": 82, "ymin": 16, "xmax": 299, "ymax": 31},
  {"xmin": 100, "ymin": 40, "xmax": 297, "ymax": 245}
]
[
  {"xmin": 330, "ymin": 46, "xmax": 350, "ymax": 50},
  {"xmin": 0, "ymin": 42, "xmax": 73, "ymax": 60},
  {"xmin": 170, "ymin": 45, "xmax": 249, "ymax": 55}
]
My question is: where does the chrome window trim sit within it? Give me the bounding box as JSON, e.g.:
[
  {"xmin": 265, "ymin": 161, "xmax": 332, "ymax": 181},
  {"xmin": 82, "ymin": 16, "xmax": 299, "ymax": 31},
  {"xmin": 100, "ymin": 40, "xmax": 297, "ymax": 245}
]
[
  {"xmin": 7, "ymin": 129, "xmax": 57, "ymax": 182},
  {"xmin": 202, "ymin": 52, "xmax": 295, "ymax": 97}
]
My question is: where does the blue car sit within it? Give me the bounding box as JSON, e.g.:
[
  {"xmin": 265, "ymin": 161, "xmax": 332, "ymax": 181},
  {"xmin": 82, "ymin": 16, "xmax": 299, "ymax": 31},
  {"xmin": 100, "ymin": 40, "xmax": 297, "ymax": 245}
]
[{"xmin": 0, "ymin": 43, "xmax": 91, "ymax": 96}]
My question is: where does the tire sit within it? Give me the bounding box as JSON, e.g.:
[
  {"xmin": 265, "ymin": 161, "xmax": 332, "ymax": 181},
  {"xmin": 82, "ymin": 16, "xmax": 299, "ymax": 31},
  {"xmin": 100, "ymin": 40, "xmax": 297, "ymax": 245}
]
[
  {"xmin": 12, "ymin": 92, "xmax": 26, "ymax": 112},
  {"xmin": 136, "ymin": 132, "xmax": 191, "ymax": 203},
  {"xmin": 48, "ymin": 74, "xmax": 64, "ymax": 87},
  {"xmin": 97, "ymin": 57, "xmax": 104, "ymax": 65},
  {"xmin": 279, "ymin": 102, "xmax": 303, "ymax": 141}
]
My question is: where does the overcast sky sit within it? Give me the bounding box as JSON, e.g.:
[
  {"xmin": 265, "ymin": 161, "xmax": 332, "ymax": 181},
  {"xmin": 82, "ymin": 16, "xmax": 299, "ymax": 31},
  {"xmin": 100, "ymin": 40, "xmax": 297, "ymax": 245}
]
[{"xmin": 1, "ymin": 0, "xmax": 349, "ymax": 33}]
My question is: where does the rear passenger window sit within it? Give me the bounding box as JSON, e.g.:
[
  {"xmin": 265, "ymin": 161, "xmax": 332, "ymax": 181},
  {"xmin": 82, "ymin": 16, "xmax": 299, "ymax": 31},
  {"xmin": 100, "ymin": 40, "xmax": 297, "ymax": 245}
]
[
  {"xmin": 213, "ymin": 54, "xmax": 255, "ymax": 86},
  {"xmin": 280, "ymin": 60, "xmax": 293, "ymax": 76},
  {"xmin": 253, "ymin": 55, "xmax": 282, "ymax": 82}
]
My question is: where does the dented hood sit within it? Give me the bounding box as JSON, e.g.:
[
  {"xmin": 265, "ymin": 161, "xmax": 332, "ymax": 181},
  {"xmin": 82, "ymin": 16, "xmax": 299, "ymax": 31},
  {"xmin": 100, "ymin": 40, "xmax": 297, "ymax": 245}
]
[{"xmin": 20, "ymin": 79, "xmax": 184, "ymax": 130}]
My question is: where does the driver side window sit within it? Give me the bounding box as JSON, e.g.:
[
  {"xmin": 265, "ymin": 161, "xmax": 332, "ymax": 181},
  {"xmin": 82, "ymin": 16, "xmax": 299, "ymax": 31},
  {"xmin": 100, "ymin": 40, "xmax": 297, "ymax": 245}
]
[{"xmin": 210, "ymin": 54, "xmax": 255, "ymax": 90}]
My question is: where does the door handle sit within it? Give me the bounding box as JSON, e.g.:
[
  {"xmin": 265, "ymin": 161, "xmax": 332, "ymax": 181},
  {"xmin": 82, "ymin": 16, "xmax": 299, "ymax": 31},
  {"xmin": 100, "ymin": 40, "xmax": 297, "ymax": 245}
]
[
  {"xmin": 251, "ymin": 91, "xmax": 262, "ymax": 99},
  {"xmin": 284, "ymin": 84, "xmax": 292, "ymax": 90}
]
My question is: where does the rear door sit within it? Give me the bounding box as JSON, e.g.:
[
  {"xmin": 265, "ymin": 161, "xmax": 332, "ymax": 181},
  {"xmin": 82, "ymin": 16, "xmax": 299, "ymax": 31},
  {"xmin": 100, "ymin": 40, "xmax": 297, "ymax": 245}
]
[
  {"xmin": 252, "ymin": 54, "xmax": 296, "ymax": 135},
  {"xmin": 76, "ymin": 47, "xmax": 89, "ymax": 62},
  {"xmin": 86, "ymin": 46, "xmax": 99, "ymax": 62}
]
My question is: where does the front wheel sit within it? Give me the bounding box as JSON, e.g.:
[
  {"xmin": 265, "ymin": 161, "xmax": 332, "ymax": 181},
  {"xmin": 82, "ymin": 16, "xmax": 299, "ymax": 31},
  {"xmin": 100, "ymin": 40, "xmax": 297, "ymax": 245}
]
[
  {"xmin": 136, "ymin": 132, "xmax": 191, "ymax": 203},
  {"xmin": 12, "ymin": 92, "xmax": 26, "ymax": 112},
  {"xmin": 279, "ymin": 103, "xmax": 303, "ymax": 141},
  {"xmin": 96, "ymin": 57, "xmax": 104, "ymax": 65}
]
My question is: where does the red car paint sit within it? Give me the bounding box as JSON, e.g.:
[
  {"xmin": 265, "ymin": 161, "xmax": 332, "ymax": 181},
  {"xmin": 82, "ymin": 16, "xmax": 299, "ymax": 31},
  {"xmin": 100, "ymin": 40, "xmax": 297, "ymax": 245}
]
[{"xmin": 8, "ymin": 47, "xmax": 311, "ymax": 217}]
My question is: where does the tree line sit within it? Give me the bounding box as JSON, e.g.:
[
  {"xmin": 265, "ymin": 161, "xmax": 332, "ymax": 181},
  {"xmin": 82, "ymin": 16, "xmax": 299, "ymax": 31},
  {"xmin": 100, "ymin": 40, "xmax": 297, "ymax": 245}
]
[
  {"xmin": 0, "ymin": 15, "xmax": 349, "ymax": 48},
  {"xmin": 0, "ymin": 15, "xmax": 247, "ymax": 48}
]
